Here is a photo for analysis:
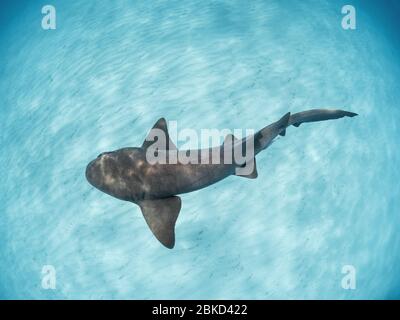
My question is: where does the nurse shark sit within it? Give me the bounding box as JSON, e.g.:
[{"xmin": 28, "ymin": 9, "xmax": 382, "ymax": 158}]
[{"xmin": 86, "ymin": 109, "xmax": 357, "ymax": 248}]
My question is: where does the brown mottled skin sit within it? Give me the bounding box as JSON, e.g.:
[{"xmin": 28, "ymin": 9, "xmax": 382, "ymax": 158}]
[{"xmin": 86, "ymin": 109, "xmax": 357, "ymax": 248}]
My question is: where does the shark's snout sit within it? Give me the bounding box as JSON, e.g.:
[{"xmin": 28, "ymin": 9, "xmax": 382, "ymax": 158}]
[
  {"xmin": 97, "ymin": 152, "xmax": 111, "ymax": 158},
  {"xmin": 85, "ymin": 160, "xmax": 95, "ymax": 185},
  {"xmin": 86, "ymin": 157, "xmax": 104, "ymax": 188},
  {"xmin": 86, "ymin": 152, "xmax": 117, "ymax": 190}
]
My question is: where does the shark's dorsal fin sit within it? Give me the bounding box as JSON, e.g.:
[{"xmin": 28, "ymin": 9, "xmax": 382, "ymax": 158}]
[
  {"xmin": 138, "ymin": 196, "xmax": 181, "ymax": 249},
  {"xmin": 142, "ymin": 118, "xmax": 177, "ymax": 150},
  {"xmin": 223, "ymin": 134, "xmax": 239, "ymax": 146}
]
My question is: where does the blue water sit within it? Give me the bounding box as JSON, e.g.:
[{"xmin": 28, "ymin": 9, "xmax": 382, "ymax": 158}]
[{"xmin": 1, "ymin": 0, "xmax": 400, "ymax": 299}]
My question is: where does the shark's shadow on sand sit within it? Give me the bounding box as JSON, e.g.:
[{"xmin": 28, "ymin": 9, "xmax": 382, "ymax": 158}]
[{"xmin": 86, "ymin": 109, "xmax": 357, "ymax": 248}]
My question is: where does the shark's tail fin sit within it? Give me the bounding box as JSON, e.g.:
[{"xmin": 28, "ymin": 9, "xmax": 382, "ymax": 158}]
[
  {"xmin": 253, "ymin": 109, "xmax": 357, "ymax": 155},
  {"xmin": 289, "ymin": 109, "xmax": 358, "ymax": 128}
]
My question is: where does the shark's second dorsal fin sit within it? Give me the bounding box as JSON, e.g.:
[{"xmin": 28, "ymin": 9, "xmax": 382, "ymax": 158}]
[
  {"xmin": 142, "ymin": 118, "xmax": 177, "ymax": 150},
  {"xmin": 138, "ymin": 196, "xmax": 181, "ymax": 249}
]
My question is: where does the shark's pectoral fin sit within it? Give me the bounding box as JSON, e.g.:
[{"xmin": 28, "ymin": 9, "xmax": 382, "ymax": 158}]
[
  {"xmin": 138, "ymin": 196, "xmax": 181, "ymax": 249},
  {"xmin": 235, "ymin": 158, "xmax": 258, "ymax": 179},
  {"xmin": 142, "ymin": 118, "xmax": 178, "ymax": 151}
]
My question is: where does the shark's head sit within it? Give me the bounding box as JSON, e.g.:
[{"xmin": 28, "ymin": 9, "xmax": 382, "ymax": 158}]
[
  {"xmin": 85, "ymin": 151, "xmax": 119, "ymax": 194},
  {"xmin": 86, "ymin": 147, "xmax": 144, "ymax": 201}
]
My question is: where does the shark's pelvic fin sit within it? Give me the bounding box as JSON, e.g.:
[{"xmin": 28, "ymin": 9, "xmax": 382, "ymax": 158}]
[
  {"xmin": 138, "ymin": 196, "xmax": 182, "ymax": 249},
  {"xmin": 235, "ymin": 158, "xmax": 258, "ymax": 179},
  {"xmin": 142, "ymin": 118, "xmax": 178, "ymax": 151}
]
